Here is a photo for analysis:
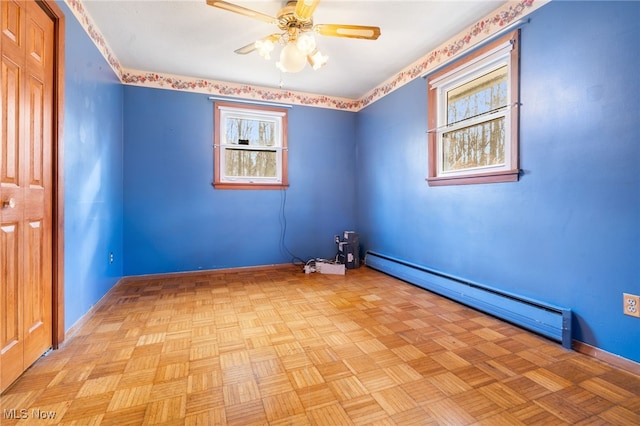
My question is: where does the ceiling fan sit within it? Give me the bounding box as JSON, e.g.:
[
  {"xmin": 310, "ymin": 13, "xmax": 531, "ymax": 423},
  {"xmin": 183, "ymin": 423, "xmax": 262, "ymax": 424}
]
[{"xmin": 206, "ymin": 0, "xmax": 381, "ymax": 73}]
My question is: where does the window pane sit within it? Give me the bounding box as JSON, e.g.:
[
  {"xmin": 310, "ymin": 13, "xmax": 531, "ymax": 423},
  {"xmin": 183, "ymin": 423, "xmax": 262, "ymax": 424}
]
[
  {"xmin": 225, "ymin": 117, "xmax": 276, "ymax": 146},
  {"xmin": 225, "ymin": 149, "xmax": 278, "ymax": 178},
  {"xmin": 447, "ymin": 65, "xmax": 507, "ymax": 125},
  {"xmin": 442, "ymin": 117, "xmax": 505, "ymax": 172}
]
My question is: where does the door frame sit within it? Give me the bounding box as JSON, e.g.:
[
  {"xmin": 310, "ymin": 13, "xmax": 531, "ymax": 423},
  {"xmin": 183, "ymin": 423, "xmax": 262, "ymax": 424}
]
[{"xmin": 38, "ymin": 0, "xmax": 65, "ymax": 349}]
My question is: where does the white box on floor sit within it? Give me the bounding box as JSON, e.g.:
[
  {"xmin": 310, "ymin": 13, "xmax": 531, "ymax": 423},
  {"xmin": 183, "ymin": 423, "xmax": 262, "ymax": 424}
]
[{"xmin": 316, "ymin": 262, "xmax": 345, "ymax": 275}]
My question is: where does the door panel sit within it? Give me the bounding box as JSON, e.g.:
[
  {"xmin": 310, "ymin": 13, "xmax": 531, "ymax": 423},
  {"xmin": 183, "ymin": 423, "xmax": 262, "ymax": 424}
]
[
  {"xmin": 1, "ymin": 223, "xmax": 21, "ymax": 346},
  {"xmin": 1, "ymin": 58, "xmax": 21, "ymax": 186},
  {"xmin": 29, "ymin": 78, "xmax": 44, "ymax": 186},
  {"xmin": 24, "ymin": 218, "xmax": 50, "ymax": 364},
  {"xmin": 0, "ymin": 0, "xmax": 53, "ymax": 393},
  {"xmin": 0, "ymin": 0, "xmax": 26, "ymax": 391},
  {"xmin": 23, "ymin": 1, "xmax": 53, "ymax": 369},
  {"xmin": 1, "ymin": 1, "xmax": 21, "ymax": 45},
  {"xmin": 0, "ymin": 221, "xmax": 23, "ymax": 388}
]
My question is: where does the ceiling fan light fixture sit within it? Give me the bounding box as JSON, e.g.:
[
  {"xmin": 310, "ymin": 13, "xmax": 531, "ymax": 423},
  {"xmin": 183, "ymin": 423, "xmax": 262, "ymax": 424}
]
[
  {"xmin": 296, "ymin": 32, "xmax": 316, "ymax": 55},
  {"xmin": 255, "ymin": 38, "xmax": 275, "ymax": 60},
  {"xmin": 208, "ymin": 0, "xmax": 381, "ymax": 74},
  {"xmin": 307, "ymin": 50, "xmax": 328, "ymax": 70},
  {"xmin": 277, "ymin": 42, "xmax": 307, "ymax": 73}
]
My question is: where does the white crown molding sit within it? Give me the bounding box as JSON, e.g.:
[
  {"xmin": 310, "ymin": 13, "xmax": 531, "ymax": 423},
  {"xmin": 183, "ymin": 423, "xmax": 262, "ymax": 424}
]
[{"xmin": 64, "ymin": 0, "xmax": 549, "ymax": 112}]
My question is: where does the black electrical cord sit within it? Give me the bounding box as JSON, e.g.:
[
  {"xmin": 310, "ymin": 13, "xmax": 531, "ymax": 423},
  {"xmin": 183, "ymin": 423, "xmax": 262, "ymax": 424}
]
[{"xmin": 279, "ymin": 188, "xmax": 307, "ymax": 268}]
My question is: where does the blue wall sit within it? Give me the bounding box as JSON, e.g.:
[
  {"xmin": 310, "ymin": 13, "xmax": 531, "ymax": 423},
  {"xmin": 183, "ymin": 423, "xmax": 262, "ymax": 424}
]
[
  {"xmin": 59, "ymin": 0, "xmax": 640, "ymax": 363},
  {"xmin": 62, "ymin": 2, "xmax": 124, "ymax": 330},
  {"xmin": 356, "ymin": 1, "xmax": 640, "ymax": 362},
  {"xmin": 122, "ymin": 87, "xmax": 357, "ymax": 275}
]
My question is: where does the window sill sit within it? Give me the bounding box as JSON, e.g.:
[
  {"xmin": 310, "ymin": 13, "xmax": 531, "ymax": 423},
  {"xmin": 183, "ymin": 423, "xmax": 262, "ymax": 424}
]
[
  {"xmin": 426, "ymin": 169, "xmax": 520, "ymax": 186},
  {"xmin": 212, "ymin": 182, "xmax": 290, "ymax": 190}
]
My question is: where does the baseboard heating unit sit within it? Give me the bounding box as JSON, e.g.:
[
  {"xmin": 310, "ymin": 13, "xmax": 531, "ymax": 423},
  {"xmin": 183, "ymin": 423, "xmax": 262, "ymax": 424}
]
[{"xmin": 364, "ymin": 251, "xmax": 572, "ymax": 349}]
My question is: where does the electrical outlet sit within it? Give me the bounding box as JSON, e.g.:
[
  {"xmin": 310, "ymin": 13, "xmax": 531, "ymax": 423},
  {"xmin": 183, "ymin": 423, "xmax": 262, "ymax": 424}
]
[
  {"xmin": 109, "ymin": 252, "xmax": 114, "ymax": 264},
  {"xmin": 623, "ymin": 293, "xmax": 640, "ymax": 317}
]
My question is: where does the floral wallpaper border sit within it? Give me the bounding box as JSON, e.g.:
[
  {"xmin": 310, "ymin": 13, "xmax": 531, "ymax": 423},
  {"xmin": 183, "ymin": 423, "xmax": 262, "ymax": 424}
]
[
  {"xmin": 65, "ymin": 0, "xmax": 124, "ymax": 79},
  {"xmin": 119, "ymin": 70, "xmax": 362, "ymax": 111},
  {"xmin": 65, "ymin": 0, "xmax": 549, "ymax": 112}
]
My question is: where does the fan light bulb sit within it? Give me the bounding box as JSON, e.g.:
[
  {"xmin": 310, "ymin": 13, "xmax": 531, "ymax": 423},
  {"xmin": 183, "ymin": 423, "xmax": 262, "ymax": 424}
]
[{"xmin": 277, "ymin": 42, "xmax": 306, "ymax": 73}]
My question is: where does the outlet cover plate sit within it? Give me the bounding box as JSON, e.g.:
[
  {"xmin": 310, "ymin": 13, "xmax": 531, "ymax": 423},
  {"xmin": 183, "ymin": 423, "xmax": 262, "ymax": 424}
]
[{"xmin": 623, "ymin": 293, "xmax": 640, "ymax": 317}]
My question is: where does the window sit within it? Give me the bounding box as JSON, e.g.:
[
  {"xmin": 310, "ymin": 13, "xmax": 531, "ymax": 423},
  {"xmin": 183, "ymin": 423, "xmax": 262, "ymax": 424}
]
[
  {"xmin": 427, "ymin": 30, "xmax": 520, "ymax": 186},
  {"xmin": 214, "ymin": 101, "xmax": 289, "ymax": 189}
]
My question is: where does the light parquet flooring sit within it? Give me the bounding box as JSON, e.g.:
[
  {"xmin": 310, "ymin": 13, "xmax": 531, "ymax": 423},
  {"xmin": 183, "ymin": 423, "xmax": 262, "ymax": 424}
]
[{"xmin": 1, "ymin": 266, "xmax": 639, "ymax": 425}]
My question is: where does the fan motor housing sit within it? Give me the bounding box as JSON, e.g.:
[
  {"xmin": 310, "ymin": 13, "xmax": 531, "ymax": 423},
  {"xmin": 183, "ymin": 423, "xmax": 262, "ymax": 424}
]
[{"xmin": 278, "ymin": 2, "xmax": 313, "ymax": 32}]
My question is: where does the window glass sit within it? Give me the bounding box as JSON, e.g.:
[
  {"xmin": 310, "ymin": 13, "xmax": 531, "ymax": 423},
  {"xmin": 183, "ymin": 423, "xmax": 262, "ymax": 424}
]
[
  {"xmin": 224, "ymin": 116, "xmax": 277, "ymax": 146},
  {"xmin": 225, "ymin": 149, "xmax": 278, "ymax": 178},
  {"xmin": 442, "ymin": 117, "xmax": 505, "ymax": 172},
  {"xmin": 446, "ymin": 65, "xmax": 507, "ymax": 125}
]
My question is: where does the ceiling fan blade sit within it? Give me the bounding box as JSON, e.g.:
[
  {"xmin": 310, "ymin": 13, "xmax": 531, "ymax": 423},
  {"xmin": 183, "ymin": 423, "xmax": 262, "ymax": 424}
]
[
  {"xmin": 294, "ymin": 0, "xmax": 320, "ymax": 21},
  {"xmin": 314, "ymin": 24, "xmax": 381, "ymax": 40},
  {"xmin": 206, "ymin": 0, "xmax": 278, "ymax": 24},
  {"xmin": 234, "ymin": 33, "xmax": 281, "ymax": 55},
  {"xmin": 234, "ymin": 42, "xmax": 258, "ymax": 55}
]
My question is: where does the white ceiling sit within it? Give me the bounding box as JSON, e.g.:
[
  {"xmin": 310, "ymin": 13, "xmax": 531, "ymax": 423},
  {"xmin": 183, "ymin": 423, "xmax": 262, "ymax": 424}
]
[{"xmin": 81, "ymin": 0, "xmax": 507, "ymax": 100}]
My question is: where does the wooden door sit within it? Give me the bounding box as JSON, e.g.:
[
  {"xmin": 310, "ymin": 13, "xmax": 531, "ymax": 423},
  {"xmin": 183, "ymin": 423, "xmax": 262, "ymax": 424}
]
[{"xmin": 0, "ymin": 0, "xmax": 54, "ymax": 393}]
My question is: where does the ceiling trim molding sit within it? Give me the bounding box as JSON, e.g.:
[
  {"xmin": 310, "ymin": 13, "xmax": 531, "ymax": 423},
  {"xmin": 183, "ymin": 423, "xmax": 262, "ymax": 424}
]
[{"xmin": 66, "ymin": 0, "xmax": 549, "ymax": 112}]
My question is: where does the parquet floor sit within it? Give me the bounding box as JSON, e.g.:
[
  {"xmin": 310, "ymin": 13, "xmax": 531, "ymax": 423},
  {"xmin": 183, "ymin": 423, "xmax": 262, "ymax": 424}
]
[{"xmin": 1, "ymin": 266, "xmax": 639, "ymax": 425}]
